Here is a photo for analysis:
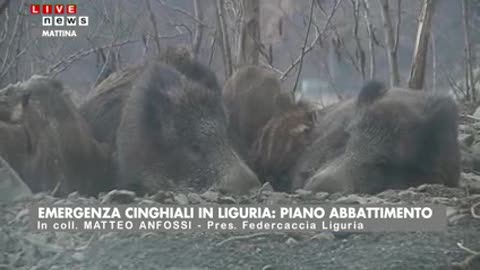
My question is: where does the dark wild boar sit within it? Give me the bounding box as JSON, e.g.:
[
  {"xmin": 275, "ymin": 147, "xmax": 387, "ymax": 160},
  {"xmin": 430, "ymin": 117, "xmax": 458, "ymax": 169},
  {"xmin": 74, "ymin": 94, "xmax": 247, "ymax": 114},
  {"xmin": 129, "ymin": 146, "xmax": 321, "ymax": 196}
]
[
  {"xmin": 249, "ymin": 101, "xmax": 319, "ymax": 191},
  {"xmin": 116, "ymin": 60, "xmax": 260, "ymax": 195},
  {"xmin": 0, "ymin": 76, "xmax": 113, "ymax": 196},
  {"xmin": 80, "ymin": 65, "xmax": 143, "ymax": 147},
  {"xmin": 222, "ymin": 66, "xmax": 294, "ymax": 158},
  {"xmin": 290, "ymin": 81, "xmax": 460, "ymax": 194},
  {"xmin": 80, "ymin": 47, "xmax": 222, "ymax": 150}
]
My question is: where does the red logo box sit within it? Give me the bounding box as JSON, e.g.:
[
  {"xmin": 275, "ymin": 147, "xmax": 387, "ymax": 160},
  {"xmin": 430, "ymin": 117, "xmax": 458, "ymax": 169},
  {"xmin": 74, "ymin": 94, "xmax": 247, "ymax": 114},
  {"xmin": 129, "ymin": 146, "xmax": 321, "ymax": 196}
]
[
  {"xmin": 66, "ymin": 4, "xmax": 77, "ymax": 14},
  {"xmin": 42, "ymin": 4, "xmax": 52, "ymax": 14},
  {"xmin": 30, "ymin": 4, "xmax": 77, "ymax": 15},
  {"xmin": 54, "ymin": 4, "xmax": 64, "ymax": 14},
  {"xmin": 30, "ymin": 4, "xmax": 40, "ymax": 14}
]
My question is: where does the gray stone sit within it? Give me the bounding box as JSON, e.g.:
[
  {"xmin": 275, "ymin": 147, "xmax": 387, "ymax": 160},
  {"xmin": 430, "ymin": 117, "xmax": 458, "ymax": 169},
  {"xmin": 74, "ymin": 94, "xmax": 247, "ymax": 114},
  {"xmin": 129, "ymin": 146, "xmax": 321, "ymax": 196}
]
[
  {"xmin": 285, "ymin": 237, "xmax": 297, "ymax": 245},
  {"xmin": 100, "ymin": 189, "xmax": 136, "ymax": 204},
  {"xmin": 200, "ymin": 190, "xmax": 219, "ymax": 202},
  {"xmin": 310, "ymin": 232, "xmax": 335, "ymax": 241},
  {"xmin": 187, "ymin": 192, "xmax": 205, "ymax": 204},
  {"xmin": 173, "ymin": 194, "xmax": 189, "ymax": 205},
  {"xmin": 460, "ymin": 173, "xmax": 480, "ymax": 194}
]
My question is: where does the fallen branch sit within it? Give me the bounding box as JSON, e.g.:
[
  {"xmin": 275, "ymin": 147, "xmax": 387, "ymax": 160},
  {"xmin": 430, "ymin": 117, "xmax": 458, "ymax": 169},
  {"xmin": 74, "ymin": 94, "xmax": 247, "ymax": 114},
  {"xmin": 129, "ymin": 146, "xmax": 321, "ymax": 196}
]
[
  {"xmin": 216, "ymin": 232, "xmax": 285, "ymax": 247},
  {"xmin": 451, "ymin": 242, "xmax": 480, "ymax": 270},
  {"xmin": 460, "ymin": 114, "xmax": 480, "ymax": 122},
  {"xmin": 471, "ymin": 201, "xmax": 480, "ymax": 219},
  {"xmin": 50, "ymin": 180, "xmax": 63, "ymax": 197}
]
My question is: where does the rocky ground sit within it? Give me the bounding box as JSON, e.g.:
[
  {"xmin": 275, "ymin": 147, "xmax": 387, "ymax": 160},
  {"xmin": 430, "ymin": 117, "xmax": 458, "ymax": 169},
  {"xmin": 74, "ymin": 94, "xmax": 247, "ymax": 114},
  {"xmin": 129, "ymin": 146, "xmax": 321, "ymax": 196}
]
[{"xmin": 0, "ymin": 182, "xmax": 479, "ymax": 270}]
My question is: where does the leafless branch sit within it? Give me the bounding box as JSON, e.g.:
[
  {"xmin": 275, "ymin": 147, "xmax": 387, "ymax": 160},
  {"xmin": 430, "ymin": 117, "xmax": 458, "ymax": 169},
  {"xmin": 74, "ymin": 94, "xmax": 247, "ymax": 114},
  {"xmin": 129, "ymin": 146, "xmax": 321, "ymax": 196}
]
[
  {"xmin": 47, "ymin": 39, "xmax": 143, "ymax": 76},
  {"xmin": 462, "ymin": 0, "xmax": 476, "ymax": 102},
  {"xmin": 0, "ymin": 42, "xmax": 30, "ymax": 81},
  {"xmin": 238, "ymin": 0, "xmax": 261, "ymax": 67},
  {"xmin": 145, "ymin": 0, "xmax": 162, "ymax": 53},
  {"xmin": 351, "ymin": 0, "xmax": 366, "ymax": 80},
  {"xmin": 393, "ymin": 0, "xmax": 401, "ymax": 53},
  {"xmin": 155, "ymin": 0, "xmax": 210, "ymax": 27},
  {"xmin": 362, "ymin": 0, "xmax": 376, "ymax": 79},
  {"xmin": 208, "ymin": 31, "xmax": 217, "ymax": 67},
  {"xmin": 408, "ymin": 0, "xmax": 437, "ymax": 90},
  {"xmin": 379, "ymin": 0, "xmax": 401, "ymax": 86},
  {"xmin": 291, "ymin": 0, "xmax": 315, "ymax": 94},
  {"xmin": 216, "ymin": 0, "xmax": 233, "ymax": 78},
  {"xmin": 280, "ymin": 0, "xmax": 343, "ymax": 81},
  {"xmin": 443, "ymin": 68, "xmax": 465, "ymax": 99},
  {"xmin": 192, "ymin": 0, "xmax": 204, "ymax": 58}
]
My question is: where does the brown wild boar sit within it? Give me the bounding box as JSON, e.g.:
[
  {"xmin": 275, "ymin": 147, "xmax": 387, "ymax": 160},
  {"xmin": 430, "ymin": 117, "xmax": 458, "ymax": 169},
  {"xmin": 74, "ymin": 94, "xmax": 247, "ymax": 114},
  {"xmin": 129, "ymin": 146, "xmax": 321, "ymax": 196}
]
[
  {"xmin": 0, "ymin": 76, "xmax": 113, "ymax": 196},
  {"xmin": 116, "ymin": 60, "xmax": 260, "ymax": 195},
  {"xmin": 290, "ymin": 81, "xmax": 460, "ymax": 194}
]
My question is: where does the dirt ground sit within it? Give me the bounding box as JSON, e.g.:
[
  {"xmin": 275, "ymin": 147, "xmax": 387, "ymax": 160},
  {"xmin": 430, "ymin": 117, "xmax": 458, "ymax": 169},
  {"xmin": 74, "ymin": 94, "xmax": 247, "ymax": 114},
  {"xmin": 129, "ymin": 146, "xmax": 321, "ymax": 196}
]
[{"xmin": 1, "ymin": 184, "xmax": 479, "ymax": 270}]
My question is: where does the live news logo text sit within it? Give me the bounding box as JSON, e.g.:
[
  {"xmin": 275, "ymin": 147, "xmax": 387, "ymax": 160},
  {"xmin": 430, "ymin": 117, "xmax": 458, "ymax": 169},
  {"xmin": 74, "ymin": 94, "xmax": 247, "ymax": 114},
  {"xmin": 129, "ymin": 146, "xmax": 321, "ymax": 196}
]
[{"xmin": 30, "ymin": 4, "xmax": 89, "ymax": 37}]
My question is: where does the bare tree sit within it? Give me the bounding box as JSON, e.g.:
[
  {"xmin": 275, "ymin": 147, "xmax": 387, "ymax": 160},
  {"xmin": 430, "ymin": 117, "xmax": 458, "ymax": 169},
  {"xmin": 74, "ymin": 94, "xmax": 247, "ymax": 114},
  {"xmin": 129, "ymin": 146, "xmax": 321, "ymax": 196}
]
[
  {"xmin": 378, "ymin": 0, "xmax": 401, "ymax": 87},
  {"xmin": 216, "ymin": 0, "xmax": 233, "ymax": 78},
  {"xmin": 408, "ymin": 0, "xmax": 436, "ymax": 90},
  {"xmin": 238, "ymin": 0, "xmax": 261, "ymax": 67},
  {"xmin": 462, "ymin": 0, "xmax": 475, "ymax": 101},
  {"xmin": 192, "ymin": 0, "xmax": 204, "ymax": 58},
  {"xmin": 145, "ymin": 0, "xmax": 161, "ymax": 53},
  {"xmin": 0, "ymin": 0, "xmax": 29, "ymax": 85},
  {"xmin": 351, "ymin": 0, "xmax": 366, "ymax": 80},
  {"xmin": 431, "ymin": 31, "xmax": 437, "ymax": 92},
  {"xmin": 362, "ymin": 0, "xmax": 377, "ymax": 79},
  {"xmin": 292, "ymin": 0, "xmax": 315, "ymax": 95},
  {"xmin": 280, "ymin": 0, "xmax": 342, "ymax": 81}
]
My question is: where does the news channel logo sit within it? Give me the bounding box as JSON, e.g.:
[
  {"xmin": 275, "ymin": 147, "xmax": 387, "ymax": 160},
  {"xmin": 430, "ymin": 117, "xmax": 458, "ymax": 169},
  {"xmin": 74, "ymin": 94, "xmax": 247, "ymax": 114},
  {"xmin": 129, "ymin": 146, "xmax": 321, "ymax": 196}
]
[{"xmin": 29, "ymin": 4, "xmax": 89, "ymax": 37}]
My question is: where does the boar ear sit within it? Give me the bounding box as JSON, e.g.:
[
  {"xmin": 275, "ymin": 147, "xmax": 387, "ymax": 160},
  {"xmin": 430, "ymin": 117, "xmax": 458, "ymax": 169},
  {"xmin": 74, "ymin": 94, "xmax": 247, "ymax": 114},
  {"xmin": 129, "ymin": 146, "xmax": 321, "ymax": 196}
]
[
  {"xmin": 144, "ymin": 64, "xmax": 186, "ymax": 106},
  {"xmin": 356, "ymin": 80, "xmax": 387, "ymax": 107}
]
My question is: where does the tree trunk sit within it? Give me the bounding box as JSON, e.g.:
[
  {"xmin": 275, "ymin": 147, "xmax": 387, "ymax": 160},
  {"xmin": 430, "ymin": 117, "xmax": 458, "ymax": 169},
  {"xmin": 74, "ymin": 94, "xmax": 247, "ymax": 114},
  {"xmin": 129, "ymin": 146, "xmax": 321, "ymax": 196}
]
[
  {"xmin": 378, "ymin": 0, "xmax": 401, "ymax": 87},
  {"xmin": 145, "ymin": 0, "xmax": 161, "ymax": 54},
  {"xmin": 238, "ymin": 0, "xmax": 261, "ymax": 67},
  {"xmin": 351, "ymin": 0, "xmax": 366, "ymax": 80},
  {"xmin": 462, "ymin": 0, "xmax": 475, "ymax": 102},
  {"xmin": 192, "ymin": 0, "xmax": 204, "ymax": 59},
  {"xmin": 408, "ymin": 0, "xmax": 437, "ymax": 90},
  {"xmin": 215, "ymin": 0, "xmax": 233, "ymax": 78},
  {"xmin": 431, "ymin": 31, "xmax": 437, "ymax": 92},
  {"xmin": 362, "ymin": 0, "xmax": 376, "ymax": 79}
]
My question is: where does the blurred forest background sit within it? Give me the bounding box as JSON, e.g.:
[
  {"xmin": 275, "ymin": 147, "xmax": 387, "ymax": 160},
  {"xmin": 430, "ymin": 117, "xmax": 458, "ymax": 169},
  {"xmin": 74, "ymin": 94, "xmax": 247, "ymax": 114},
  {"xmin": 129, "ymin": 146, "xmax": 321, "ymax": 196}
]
[{"xmin": 0, "ymin": 0, "xmax": 479, "ymax": 106}]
